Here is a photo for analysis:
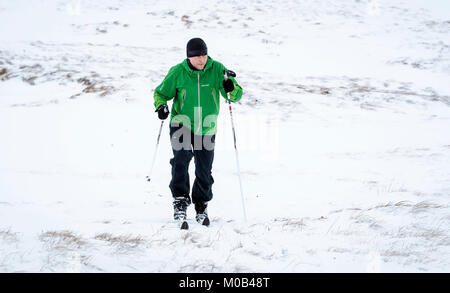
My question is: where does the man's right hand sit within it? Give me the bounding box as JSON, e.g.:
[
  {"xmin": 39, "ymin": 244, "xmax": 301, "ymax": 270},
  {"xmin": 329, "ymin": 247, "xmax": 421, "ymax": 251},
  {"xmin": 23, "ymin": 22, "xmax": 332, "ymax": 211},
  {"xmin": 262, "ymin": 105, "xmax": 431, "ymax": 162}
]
[{"xmin": 155, "ymin": 105, "xmax": 169, "ymax": 120}]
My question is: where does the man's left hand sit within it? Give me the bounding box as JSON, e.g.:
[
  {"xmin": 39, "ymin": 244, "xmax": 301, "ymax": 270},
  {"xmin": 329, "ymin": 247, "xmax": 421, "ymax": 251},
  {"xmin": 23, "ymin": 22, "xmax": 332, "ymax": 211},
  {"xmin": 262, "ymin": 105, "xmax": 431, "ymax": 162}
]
[{"xmin": 223, "ymin": 79, "xmax": 234, "ymax": 93}]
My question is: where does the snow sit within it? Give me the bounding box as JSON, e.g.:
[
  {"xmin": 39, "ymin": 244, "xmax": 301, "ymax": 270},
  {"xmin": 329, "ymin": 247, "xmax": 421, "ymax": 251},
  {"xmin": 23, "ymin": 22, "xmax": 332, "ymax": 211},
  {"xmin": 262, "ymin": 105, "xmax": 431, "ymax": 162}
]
[{"xmin": 1, "ymin": 0, "xmax": 449, "ymax": 272}]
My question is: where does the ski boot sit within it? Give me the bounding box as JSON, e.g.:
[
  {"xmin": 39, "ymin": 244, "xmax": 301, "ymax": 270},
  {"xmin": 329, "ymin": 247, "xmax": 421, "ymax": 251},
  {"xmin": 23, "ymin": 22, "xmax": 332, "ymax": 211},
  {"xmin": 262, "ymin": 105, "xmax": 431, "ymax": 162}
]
[
  {"xmin": 173, "ymin": 196, "xmax": 191, "ymax": 221},
  {"xmin": 195, "ymin": 202, "xmax": 210, "ymax": 226}
]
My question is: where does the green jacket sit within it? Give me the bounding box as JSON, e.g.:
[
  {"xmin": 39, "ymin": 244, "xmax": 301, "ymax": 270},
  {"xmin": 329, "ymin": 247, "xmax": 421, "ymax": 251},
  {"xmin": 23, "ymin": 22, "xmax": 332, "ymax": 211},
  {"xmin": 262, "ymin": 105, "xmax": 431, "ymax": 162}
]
[{"xmin": 154, "ymin": 56, "xmax": 243, "ymax": 136}]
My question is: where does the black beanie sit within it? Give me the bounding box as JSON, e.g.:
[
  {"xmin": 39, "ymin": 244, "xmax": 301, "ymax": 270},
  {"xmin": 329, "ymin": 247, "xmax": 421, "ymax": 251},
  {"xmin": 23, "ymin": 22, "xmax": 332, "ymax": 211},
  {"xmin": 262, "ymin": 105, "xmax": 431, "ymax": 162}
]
[{"xmin": 186, "ymin": 38, "xmax": 208, "ymax": 57}]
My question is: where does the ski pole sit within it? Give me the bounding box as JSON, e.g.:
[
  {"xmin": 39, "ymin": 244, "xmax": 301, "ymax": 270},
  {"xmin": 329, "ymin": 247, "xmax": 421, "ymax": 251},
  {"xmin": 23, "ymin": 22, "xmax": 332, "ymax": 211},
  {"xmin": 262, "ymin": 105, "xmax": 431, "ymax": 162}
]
[
  {"xmin": 146, "ymin": 120, "xmax": 164, "ymax": 182},
  {"xmin": 224, "ymin": 70, "xmax": 247, "ymax": 221}
]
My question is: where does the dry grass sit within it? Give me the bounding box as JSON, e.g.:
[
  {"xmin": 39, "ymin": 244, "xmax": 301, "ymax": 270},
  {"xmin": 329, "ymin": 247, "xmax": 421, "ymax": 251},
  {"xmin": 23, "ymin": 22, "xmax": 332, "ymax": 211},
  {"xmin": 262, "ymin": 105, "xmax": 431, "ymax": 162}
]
[
  {"xmin": 397, "ymin": 226, "xmax": 446, "ymax": 240},
  {"xmin": 181, "ymin": 15, "xmax": 194, "ymax": 28},
  {"xmin": 381, "ymin": 223, "xmax": 447, "ymax": 243},
  {"xmin": 39, "ymin": 230, "xmax": 87, "ymax": 250},
  {"xmin": 351, "ymin": 212, "xmax": 383, "ymax": 230},
  {"xmin": 231, "ymin": 265, "xmax": 251, "ymax": 273},
  {"xmin": 414, "ymin": 227, "xmax": 446, "ymax": 240},
  {"xmin": 77, "ymin": 76, "xmax": 116, "ymax": 96},
  {"xmin": 244, "ymin": 249, "xmax": 263, "ymax": 257},
  {"xmin": 177, "ymin": 261, "xmax": 221, "ymax": 273},
  {"xmin": 328, "ymin": 247, "xmax": 353, "ymax": 254},
  {"xmin": 329, "ymin": 209, "xmax": 344, "ymax": 215},
  {"xmin": 381, "ymin": 250, "xmax": 411, "ymax": 258},
  {"xmin": 331, "ymin": 226, "xmax": 365, "ymax": 236},
  {"xmin": 351, "ymin": 212, "xmax": 375, "ymax": 224},
  {"xmin": 1, "ymin": 58, "xmax": 116, "ymax": 98},
  {"xmin": 0, "ymin": 228, "xmax": 19, "ymax": 243},
  {"xmin": 38, "ymin": 250, "xmax": 96, "ymax": 272},
  {"xmin": 94, "ymin": 233, "xmax": 145, "ymax": 250},
  {"xmin": 273, "ymin": 217, "xmax": 308, "ymax": 231},
  {"xmin": 328, "ymin": 201, "xmax": 414, "ymax": 215},
  {"xmin": 368, "ymin": 201, "xmax": 414, "ymax": 211},
  {"xmin": 411, "ymin": 201, "xmax": 444, "ymax": 213},
  {"xmin": 340, "ymin": 200, "xmax": 447, "ymax": 216}
]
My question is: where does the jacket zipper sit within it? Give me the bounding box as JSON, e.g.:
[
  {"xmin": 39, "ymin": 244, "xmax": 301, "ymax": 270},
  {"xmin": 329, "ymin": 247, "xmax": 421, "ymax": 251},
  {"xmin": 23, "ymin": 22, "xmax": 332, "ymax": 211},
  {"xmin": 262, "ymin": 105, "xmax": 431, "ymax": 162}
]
[{"xmin": 197, "ymin": 73, "xmax": 201, "ymax": 133}]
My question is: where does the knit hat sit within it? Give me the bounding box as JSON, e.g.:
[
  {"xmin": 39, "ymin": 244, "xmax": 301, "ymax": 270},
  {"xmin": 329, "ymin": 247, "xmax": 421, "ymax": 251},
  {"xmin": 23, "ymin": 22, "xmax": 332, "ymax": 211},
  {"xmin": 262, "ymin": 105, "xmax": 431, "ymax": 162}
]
[{"xmin": 186, "ymin": 38, "xmax": 208, "ymax": 57}]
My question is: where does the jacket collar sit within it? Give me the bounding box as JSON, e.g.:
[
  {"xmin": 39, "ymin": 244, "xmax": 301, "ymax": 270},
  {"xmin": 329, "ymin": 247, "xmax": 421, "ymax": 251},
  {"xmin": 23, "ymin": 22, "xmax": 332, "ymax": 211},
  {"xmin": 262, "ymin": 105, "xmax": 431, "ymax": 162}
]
[{"xmin": 182, "ymin": 56, "xmax": 213, "ymax": 74}]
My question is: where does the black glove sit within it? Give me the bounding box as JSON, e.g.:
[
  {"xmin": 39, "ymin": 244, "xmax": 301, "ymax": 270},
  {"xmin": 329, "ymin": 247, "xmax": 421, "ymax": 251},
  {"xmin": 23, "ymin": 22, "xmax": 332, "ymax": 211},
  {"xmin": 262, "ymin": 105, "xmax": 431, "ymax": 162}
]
[
  {"xmin": 155, "ymin": 105, "xmax": 169, "ymax": 120},
  {"xmin": 223, "ymin": 79, "xmax": 234, "ymax": 93}
]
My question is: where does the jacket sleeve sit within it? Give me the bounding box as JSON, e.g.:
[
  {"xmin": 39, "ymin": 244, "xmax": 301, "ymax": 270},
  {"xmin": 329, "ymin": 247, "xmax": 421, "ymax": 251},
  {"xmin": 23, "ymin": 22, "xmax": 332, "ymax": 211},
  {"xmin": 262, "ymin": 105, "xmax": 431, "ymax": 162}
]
[
  {"xmin": 153, "ymin": 66, "xmax": 178, "ymax": 110},
  {"xmin": 218, "ymin": 64, "xmax": 243, "ymax": 103}
]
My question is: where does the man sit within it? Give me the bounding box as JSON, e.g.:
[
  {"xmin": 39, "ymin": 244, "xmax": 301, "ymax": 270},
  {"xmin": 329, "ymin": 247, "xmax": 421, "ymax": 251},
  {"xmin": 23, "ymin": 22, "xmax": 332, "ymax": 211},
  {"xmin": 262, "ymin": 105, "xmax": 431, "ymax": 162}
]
[{"xmin": 153, "ymin": 38, "xmax": 243, "ymax": 226}]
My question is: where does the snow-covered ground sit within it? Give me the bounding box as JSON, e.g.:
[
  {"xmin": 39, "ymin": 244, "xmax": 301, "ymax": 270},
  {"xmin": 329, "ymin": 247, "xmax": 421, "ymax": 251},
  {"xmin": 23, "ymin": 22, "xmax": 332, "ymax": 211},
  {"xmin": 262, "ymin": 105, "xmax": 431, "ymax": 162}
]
[{"xmin": 1, "ymin": 0, "xmax": 449, "ymax": 272}]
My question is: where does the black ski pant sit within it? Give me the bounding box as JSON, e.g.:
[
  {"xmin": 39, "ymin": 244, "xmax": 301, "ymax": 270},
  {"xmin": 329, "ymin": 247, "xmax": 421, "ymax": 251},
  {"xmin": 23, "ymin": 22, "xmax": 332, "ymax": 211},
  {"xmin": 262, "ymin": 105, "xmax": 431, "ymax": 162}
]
[{"xmin": 169, "ymin": 124, "xmax": 215, "ymax": 205}]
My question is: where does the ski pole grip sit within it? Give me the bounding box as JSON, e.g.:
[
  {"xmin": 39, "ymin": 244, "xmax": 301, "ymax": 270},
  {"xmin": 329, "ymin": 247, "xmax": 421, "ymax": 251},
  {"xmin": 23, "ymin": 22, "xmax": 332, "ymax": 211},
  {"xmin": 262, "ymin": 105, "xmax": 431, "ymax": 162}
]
[
  {"xmin": 223, "ymin": 70, "xmax": 236, "ymax": 80},
  {"xmin": 223, "ymin": 70, "xmax": 236, "ymax": 102}
]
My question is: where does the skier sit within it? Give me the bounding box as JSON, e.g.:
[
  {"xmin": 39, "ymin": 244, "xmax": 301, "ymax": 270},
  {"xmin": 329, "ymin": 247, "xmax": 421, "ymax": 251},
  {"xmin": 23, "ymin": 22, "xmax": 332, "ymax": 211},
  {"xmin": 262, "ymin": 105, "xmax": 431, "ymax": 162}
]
[{"xmin": 153, "ymin": 38, "xmax": 243, "ymax": 227}]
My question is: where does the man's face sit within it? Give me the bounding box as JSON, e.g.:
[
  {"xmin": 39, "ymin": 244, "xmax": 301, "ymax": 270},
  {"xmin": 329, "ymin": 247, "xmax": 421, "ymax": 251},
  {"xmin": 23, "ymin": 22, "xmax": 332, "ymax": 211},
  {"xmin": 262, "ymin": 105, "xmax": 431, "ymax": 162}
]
[{"xmin": 188, "ymin": 55, "xmax": 207, "ymax": 70}]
